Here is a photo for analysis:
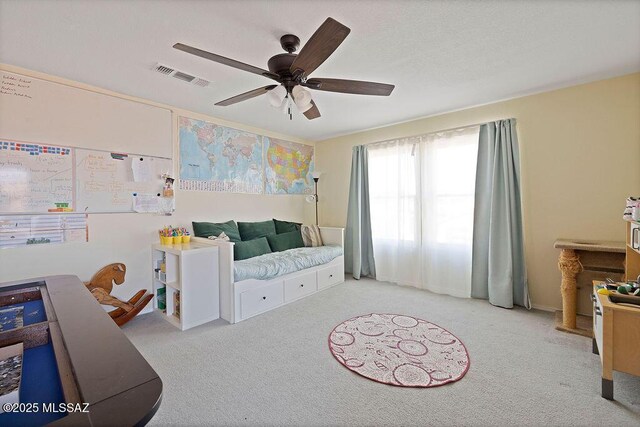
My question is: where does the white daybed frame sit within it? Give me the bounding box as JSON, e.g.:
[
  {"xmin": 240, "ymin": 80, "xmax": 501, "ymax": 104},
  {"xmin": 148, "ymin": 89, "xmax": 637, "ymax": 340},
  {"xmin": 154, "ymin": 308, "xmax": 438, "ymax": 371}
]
[{"xmin": 193, "ymin": 227, "xmax": 345, "ymax": 324}]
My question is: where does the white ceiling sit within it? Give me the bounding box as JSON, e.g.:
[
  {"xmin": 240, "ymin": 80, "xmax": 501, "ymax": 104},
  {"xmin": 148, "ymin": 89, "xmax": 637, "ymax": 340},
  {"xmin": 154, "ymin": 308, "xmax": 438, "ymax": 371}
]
[{"xmin": 1, "ymin": 0, "xmax": 639, "ymax": 142}]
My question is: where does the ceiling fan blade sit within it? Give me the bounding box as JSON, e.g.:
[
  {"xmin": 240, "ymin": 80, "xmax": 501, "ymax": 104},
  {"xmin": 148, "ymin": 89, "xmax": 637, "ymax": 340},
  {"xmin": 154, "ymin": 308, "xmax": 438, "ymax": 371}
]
[
  {"xmin": 174, "ymin": 43, "xmax": 280, "ymax": 81},
  {"xmin": 290, "ymin": 18, "xmax": 350, "ymax": 78},
  {"xmin": 305, "ymin": 78, "xmax": 394, "ymax": 96},
  {"xmin": 303, "ymin": 100, "xmax": 321, "ymax": 120},
  {"xmin": 215, "ymin": 85, "xmax": 278, "ymax": 106}
]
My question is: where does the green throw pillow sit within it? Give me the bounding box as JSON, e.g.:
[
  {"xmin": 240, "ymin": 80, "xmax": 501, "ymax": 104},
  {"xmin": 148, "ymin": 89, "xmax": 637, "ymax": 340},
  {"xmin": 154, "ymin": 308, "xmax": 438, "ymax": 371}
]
[
  {"xmin": 273, "ymin": 218, "xmax": 302, "ymax": 234},
  {"xmin": 234, "ymin": 237, "xmax": 272, "ymax": 261},
  {"xmin": 192, "ymin": 220, "xmax": 241, "ymax": 242},
  {"xmin": 238, "ymin": 220, "xmax": 276, "ymax": 241},
  {"xmin": 267, "ymin": 230, "xmax": 305, "ymax": 252}
]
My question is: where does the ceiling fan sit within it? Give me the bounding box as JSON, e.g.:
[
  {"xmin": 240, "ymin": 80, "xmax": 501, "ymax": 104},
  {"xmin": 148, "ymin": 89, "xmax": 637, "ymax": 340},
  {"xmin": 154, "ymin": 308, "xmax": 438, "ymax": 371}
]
[{"xmin": 173, "ymin": 17, "xmax": 395, "ymax": 120}]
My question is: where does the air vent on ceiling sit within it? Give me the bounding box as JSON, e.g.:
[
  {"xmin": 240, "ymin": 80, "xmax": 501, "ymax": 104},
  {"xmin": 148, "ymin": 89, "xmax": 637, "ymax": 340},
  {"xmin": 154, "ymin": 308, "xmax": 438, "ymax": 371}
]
[
  {"xmin": 192, "ymin": 78, "xmax": 210, "ymax": 87},
  {"xmin": 154, "ymin": 64, "xmax": 175, "ymax": 75},
  {"xmin": 152, "ymin": 63, "xmax": 211, "ymax": 88},
  {"xmin": 172, "ymin": 71, "xmax": 195, "ymax": 82}
]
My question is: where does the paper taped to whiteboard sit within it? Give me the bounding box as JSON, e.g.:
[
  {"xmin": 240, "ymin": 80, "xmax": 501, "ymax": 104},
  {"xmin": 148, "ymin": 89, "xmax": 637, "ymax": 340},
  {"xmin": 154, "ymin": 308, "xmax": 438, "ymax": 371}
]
[
  {"xmin": 132, "ymin": 193, "xmax": 160, "ymax": 213},
  {"xmin": 132, "ymin": 156, "xmax": 154, "ymax": 182}
]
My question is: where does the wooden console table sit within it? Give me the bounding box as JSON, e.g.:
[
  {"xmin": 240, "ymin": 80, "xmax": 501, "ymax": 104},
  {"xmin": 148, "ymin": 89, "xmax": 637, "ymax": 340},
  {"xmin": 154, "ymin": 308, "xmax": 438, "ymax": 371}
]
[{"xmin": 553, "ymin": 239, "xmax": 625, "ymax": 336}]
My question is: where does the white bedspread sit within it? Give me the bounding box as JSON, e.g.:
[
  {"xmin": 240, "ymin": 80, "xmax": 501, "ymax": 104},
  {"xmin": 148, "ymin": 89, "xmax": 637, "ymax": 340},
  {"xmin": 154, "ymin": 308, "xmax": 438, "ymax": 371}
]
[{"xmin": 234, "ymin": 245, "xmax": 343, "ymax": 282}]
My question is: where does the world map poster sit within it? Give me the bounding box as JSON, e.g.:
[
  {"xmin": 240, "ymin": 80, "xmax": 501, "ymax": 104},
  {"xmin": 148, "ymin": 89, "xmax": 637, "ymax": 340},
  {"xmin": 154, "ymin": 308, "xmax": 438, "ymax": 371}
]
[
  {"xmin": 264, "ymin": 137, "xmax": 314, "ymax": 195},
  {"xmin": 179, "ymin": 117, "xmax": 263, "ymax": 193}
]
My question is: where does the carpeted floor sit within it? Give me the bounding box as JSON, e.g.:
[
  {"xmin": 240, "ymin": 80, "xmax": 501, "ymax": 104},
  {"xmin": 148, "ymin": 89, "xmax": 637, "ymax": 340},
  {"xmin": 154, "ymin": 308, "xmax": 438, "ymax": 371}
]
[{"xmin": 123, "ymin": 278, "xmax": 640, "ymax": 426}]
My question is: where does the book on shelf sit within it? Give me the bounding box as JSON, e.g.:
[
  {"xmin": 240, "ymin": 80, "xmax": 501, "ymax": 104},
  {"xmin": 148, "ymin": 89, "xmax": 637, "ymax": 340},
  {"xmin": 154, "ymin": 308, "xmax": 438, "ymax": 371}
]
[
  {"xmin": 156, "ymin": 286, "xmax": 166, "ymax": 312},
  {"xmin": 173, "ymin": 290, "xmax": 180, "ymax": 319}
]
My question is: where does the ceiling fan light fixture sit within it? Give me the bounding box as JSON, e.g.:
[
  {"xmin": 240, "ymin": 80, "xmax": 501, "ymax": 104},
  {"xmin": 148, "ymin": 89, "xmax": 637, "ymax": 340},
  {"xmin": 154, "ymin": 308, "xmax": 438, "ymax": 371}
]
[
  {"xmin": 267, "ymin": 85, "xmax": 287, "ymax": 107},
  {"xmin": 292, "ymin": 85, "xmax": 313, "ymax": 113},
  {"xmin": 292, "ymin": 85, "xmax": 312, "ymax": 104}
]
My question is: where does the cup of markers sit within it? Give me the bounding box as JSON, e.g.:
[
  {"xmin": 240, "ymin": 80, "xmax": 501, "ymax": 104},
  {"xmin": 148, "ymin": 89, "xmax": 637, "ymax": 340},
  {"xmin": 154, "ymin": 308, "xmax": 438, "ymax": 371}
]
[{"xmin": 159, "ymin": 226, "xmax": 190, "ymax": 245}]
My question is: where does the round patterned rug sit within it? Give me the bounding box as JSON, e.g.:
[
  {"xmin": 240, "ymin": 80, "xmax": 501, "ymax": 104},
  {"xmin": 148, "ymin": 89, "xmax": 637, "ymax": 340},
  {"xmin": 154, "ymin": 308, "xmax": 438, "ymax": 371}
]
[{"xmin": 328, "ymin": 313, "xmax": 470, "ymax": 387}]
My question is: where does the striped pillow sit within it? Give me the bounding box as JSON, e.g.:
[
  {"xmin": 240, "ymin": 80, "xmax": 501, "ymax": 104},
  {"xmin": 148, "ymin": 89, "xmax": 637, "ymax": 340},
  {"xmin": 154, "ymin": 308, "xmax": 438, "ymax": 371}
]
[{"xmin": 301, "ymin": 224, "xmax": 323, "ymax": 247}]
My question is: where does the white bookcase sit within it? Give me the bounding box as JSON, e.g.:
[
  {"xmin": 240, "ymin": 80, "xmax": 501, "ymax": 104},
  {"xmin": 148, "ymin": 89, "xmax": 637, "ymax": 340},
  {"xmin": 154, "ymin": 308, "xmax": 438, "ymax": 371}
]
[{"xmin": 152, "ymin": 242, "xmax": 219, "ymax": 331}]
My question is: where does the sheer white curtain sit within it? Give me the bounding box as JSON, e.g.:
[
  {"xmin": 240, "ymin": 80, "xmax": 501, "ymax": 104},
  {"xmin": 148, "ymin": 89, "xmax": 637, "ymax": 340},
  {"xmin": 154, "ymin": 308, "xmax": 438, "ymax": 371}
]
[
  {"xmin": 369, "ymin": 126, "xmax": 479, "ymax": 298},
  {"xmin": 369, "ymin": 137, "xmax": 422, "ymax": 287}
]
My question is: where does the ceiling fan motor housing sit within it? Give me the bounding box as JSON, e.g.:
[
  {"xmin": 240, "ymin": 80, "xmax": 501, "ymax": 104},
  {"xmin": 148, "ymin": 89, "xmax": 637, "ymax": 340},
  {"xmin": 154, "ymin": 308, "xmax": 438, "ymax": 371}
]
[
  {"xmin": 267, "ymin": 53, "xmax": 297, "ymax": 81},
  {"xmin": 280, "ymin": 34, "xmax": 300, "ymax": 53},
  {"xmin": 268, "ymin": 34, "xmax": 302, "ymax": 89}
]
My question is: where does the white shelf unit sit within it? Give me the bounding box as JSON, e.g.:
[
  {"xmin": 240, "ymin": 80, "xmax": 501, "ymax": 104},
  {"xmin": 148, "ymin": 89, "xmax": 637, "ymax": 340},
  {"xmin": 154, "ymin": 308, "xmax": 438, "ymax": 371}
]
[{"xmin": 152, "ymin": 242, "xmax": 219, "ymax": 331}]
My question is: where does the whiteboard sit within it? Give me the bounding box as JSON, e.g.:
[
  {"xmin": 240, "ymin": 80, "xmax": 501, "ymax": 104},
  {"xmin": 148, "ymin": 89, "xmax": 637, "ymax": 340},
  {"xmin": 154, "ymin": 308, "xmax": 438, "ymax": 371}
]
[
  {"xmin": 0, "ymin": 140, "xmax": 74, "ymax": 214},
  {"xmin": 75, "ymin": 149, "xmax": 172, "ymax": 213},
  {"xmin": 0, "ymin": 70, "xmax": 172, "ymax": 158}
]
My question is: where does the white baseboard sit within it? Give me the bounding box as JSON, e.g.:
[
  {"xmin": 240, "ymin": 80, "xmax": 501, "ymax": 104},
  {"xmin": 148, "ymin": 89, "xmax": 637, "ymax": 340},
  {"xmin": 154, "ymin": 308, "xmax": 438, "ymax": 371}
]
[
  {"xmin": 531, "ymin": 303, "xmax": 556, "ymax": 312},
  {"xmin": 531, "ymin": 303, "xmax": 592, "ymax": 317}
]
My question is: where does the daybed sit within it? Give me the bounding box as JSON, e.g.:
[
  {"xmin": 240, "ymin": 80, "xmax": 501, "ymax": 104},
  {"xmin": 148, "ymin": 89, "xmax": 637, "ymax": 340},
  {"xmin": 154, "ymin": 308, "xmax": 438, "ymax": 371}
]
[{"xmin": 192, "ymin": 224, "xmax": 344, "ymax": 323}]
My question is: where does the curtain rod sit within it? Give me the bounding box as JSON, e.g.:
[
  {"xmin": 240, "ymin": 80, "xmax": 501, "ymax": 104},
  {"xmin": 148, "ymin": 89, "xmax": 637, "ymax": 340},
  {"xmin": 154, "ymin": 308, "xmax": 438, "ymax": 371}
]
[{"xmin": 361, "ymin": 117, "xmax": 515, "ymax": 147}]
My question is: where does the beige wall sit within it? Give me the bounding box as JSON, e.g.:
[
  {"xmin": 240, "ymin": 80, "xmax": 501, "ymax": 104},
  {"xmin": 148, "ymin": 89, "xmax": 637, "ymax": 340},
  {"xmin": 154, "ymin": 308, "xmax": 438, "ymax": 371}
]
[
  {"xmin": 2, "ymin": 63, "xmax": 638, "ymax": 315},
  {"xmin": 0, "ymin": 64, "xmax": 315, "ymax": 311},
  {"xmin": 316, "ymin": 72, "xmax": 640, "ymax": 314}
]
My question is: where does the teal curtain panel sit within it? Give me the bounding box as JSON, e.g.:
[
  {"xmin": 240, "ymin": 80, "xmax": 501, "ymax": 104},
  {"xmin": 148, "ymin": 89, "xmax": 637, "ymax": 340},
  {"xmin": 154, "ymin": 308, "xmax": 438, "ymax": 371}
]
[
  {"xmin": 471, "ymin": 119, "xmax": 530, "ymax": 308},
  {"xmin": 345, "ymin": 145, "xmax": 376, "ymax": 280}
]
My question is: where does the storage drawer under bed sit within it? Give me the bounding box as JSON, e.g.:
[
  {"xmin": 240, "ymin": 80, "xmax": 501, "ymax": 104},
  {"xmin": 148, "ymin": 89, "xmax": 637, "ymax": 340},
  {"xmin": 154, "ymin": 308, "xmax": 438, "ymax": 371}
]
[
  {"xmin": 317, "ymin": 262, "xmax": 344, "ymax": 290},
  {"xmin": 284, "ymin": 271, "xmax": 317, "ymax": 302},
  {"xmin": 240, "ymin": 281, "xmax": 284, "ymax": 320}
]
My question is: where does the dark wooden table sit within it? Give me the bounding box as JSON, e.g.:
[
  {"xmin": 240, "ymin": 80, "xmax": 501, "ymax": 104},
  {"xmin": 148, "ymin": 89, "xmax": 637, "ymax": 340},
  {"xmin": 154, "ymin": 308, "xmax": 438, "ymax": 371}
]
[{"xmin": 0, "ymin": 275, "xmax": 162, "ymax": 426}]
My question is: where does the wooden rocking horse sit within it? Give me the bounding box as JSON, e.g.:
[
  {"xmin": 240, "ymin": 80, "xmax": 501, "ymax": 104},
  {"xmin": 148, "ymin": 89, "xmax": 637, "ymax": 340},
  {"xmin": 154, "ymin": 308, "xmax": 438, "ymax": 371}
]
[{"xmin": 84, "ymin": 263, "xmax": 153, "ymax": 326}]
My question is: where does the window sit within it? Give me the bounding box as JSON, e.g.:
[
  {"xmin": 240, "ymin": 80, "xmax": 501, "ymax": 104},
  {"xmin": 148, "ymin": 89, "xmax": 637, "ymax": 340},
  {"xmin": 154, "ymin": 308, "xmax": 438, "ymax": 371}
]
[
  {"xmin": 421, "ymin": 129, "xmax": 479, "ymax": 245},
  {"xmin": 367, "ymin": 126, "xmax": 479, "ymax": 297},
  {"xmin": 368, "ymin": 138, "xmax": 419, "ymax": 241}
]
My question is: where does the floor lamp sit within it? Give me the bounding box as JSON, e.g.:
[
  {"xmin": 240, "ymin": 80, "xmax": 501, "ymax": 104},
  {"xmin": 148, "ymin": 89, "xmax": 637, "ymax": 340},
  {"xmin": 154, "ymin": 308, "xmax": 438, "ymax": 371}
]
[{"xmin": 307, "ymin": 171, "xmax": 322, "ymax": 225}]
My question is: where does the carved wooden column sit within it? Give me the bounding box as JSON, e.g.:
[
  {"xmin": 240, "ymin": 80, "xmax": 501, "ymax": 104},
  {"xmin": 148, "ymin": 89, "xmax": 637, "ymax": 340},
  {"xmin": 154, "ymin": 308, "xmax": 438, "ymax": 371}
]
[
  {"xmin": 553, "ymin": 239, "xmax": 625, "ymax": 336},
  {"xmin": 557, "ymin": 248, "xmax": 583, "ymax": 329}
]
